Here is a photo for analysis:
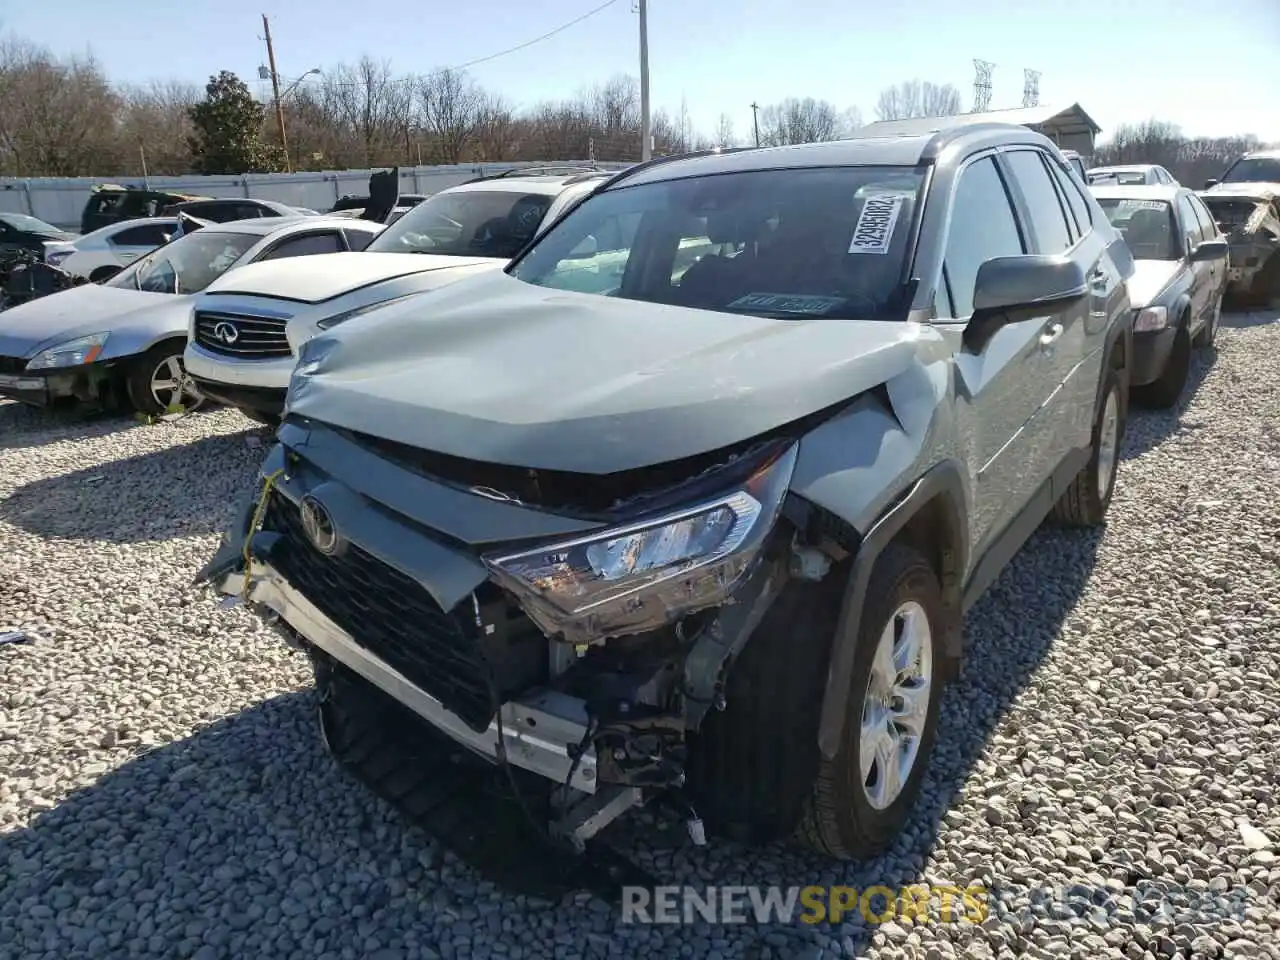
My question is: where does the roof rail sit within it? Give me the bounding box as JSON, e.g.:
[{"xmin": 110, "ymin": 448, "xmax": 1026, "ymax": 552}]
[
  {"xmin": 463, "ymin": 163, "xmax": 601, "ymax": 184},
  {"xmin": 594, "ymin": 147, "xmax": 757, "ymax": 191}
]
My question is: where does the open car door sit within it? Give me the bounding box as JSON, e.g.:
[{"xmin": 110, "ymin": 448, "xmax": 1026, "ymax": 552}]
[{"xmin": 363, "ymin": 167, "xmax": 400, "ymax": 224}]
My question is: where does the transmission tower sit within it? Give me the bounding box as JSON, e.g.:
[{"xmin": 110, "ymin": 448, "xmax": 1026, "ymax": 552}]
[
  {"xmin": 972, "ymin": 60, "xmax": 995, "ymax": 113},
  {"xmin": 1023, "ymin": 69, "xmax": 1041, "ymax": 108}
]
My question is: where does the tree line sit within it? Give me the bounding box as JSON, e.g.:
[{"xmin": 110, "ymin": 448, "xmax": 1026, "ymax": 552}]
[{"xmin": 0, "ymin": 32, "xmax": 1269, "ymax": 183}]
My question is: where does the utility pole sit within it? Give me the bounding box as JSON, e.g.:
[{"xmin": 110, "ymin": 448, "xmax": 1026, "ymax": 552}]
[
  {"xmin": 638, "ymin": 0, "xmax": 651, "ymax": 161},
  {"xmin": 750, "ymin": 101, "xmax": 760, "ymax": 147},
  {"xmin": 262, "ymin": 14, "xmax": 292, "ymax": 172}
]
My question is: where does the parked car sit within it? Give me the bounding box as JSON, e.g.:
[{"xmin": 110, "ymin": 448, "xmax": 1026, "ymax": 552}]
[
  {"xmin": 1197, "ymin": 186, "xmax": 1280, "ymax": 306},
  {"xmin": 1086, "ymin": 164, "xmax": 1179, "ymax": 187},
  {"xmin": 1203, "ymin": 148, "xmax": 1280, "ymax": 191},
  {"xmin": 0, "ymin": 213, "xmax": 77, "ymax": 259},
  {"xmin": 80, "ymin": 183, "xmax": 209, "ymax": 234},
  {"xmin": 42, "ymin": 217, "xmax": 179, "ymax": 281},
  {"xmin": 183, "ymin": 169, "xmax": 613, "ymax": 424},
  {"xmin": 197, "ymin": 124, "xmax": 1134, "ymax": 874},
  {"xmin": 0, "ymin": 216, "xmax": 382, "ymax": 416},
  {"xmin": 1091, "ymin": 185, "xmax": 1227, "ymax": 406},
  {"xmin": 1059, "ymin": 149, "xmax": 1088, "ymax": 184},
  {"xmin": 161, "ymin": 198, "xmax": 317, "ymax": 222},
  {"xmin": 330, "ymin": 193, "xmax": 428, "ymax": 215}
]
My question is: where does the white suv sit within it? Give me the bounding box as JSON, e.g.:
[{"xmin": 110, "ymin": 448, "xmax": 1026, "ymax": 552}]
[{"xmin": 183, "ymin": 168, "xmax": 614, "ymax": 424}]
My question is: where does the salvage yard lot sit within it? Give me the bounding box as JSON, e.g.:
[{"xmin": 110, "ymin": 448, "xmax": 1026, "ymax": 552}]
[{"xmin": 2, "ymin": 312, "xmax": 1279, "ymax": 960}]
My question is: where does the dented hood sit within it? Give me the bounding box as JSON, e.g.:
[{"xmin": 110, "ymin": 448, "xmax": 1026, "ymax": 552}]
[
  {"xmin": 287, "ymin": 271, "xmax": 922, "ymax": 474},
  {"xmin": 203, "ymin": 252, "xmax": 502, "ymax": 304}
]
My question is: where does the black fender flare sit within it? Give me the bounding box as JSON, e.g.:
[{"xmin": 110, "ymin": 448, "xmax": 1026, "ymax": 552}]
[
  {"xmin": 1096, "ymin": 310, "xmax": 1133, "ymax": 433},
  {"xmin": 815, "ymin": 459, "xmax": 969, "ymax": 760}
]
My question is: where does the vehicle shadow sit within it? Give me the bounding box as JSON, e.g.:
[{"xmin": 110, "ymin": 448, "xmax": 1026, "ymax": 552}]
[
  {"xmin": 604, "ymin": 523, "xmax": 1104, "ymax": 957},
  {"xmin": 0, "ymin": 432, "xmax": 262, "ymax": 544},
  {"xmin": 0, "ymin": 400, "xmax": 139, "ymax": 452},
  {"xmin": 1219, "ymin": 308, "xmax": 1278, "ymax": 330},
  {"xmin": 1119, "ymin": 345, "xmax": 1217, "ymax": 462}
]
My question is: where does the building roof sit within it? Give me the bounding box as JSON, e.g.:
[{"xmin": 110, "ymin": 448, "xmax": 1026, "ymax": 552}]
[{"xmin": 852, "ymin": 103, "xmax": 1101, "ymax": 143}]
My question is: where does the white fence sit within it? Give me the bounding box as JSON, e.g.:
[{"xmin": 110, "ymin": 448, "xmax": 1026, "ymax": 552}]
[{"xmin": 0, "ymin": 161, "xmax": 631, "ymax": 231}]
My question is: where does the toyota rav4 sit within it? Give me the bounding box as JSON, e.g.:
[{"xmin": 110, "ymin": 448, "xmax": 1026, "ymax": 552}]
[{"xmin": 198, "ymin": 124, "xmax": 1133, "ymax": 885}]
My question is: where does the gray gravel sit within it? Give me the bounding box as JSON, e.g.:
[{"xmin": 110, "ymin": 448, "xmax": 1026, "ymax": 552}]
[{"xmin": 2, "ymin": 310, "xmax": 1280, "ymax": 960}]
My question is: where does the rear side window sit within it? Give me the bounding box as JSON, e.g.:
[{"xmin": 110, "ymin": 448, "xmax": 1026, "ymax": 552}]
[
  {"xmin": 259, "ymin": 231, "xmax": 344, "ymax": 260},
  {"xmin": 1003, "ymin": 150, "xmax": 1075, "ymax": 253},
  {"xmin": 111, "ymin": 224, "xmax": 173, "ymax": 247},
  {"xmin": 1187, "ymin": 195, "xmax": 1218, "ymax": 239},
  {"xmin": 1175, "ymin": 195, "xmax": 1202, "ymax": 251},
  {"xmin": 342, "ymin": 227, "xmax": 376, "ymax": 251},
  {"xmin": 941, "ymin": 156, "xmax": 1026, "ymax": 319},
  {"xmin": 1045, "ymin": 160, "xmax": 1092, "ymax": 238}
]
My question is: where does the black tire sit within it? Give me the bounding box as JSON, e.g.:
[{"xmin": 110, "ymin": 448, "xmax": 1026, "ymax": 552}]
[
  {"xmin": 1193, "ymin": 295, "xmax": 1220, "ymax": 350},
  {"xmin": 1132, "ymin": 325, "xmax": 1190, "ymax": 410},
  {"xmin": 1050, "ymin": 369, "xmax": 1124, "ymax": 527},
  {"xmin": 795, "ymin": 544, "xmax": 946, "ymax": 859},
  {"xmin": 125, "ymin": 341, "xmax": 203, "ymax": 417}
]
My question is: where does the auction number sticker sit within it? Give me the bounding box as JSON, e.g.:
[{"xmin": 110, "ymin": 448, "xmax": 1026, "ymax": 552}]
[
  {"xmin": 727, "ymin": 292, "xmax": 846, "ymax": 314},
  {"xmin": 1117, "ymin": 199, "xmax": 1168, "ymax": 211},
  {"xmin": 849, "ymin": 192, "xmax": 907, "ymax": 255}
]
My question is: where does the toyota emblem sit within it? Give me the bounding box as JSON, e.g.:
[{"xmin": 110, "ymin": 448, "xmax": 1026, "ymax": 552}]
[
  {"xmin": 212, "ymin": 321, "xmax": 240, "ymax": 345},
  {"xmin": 298, "ymin": 495, "xmax": 341, "ymax": 556}
]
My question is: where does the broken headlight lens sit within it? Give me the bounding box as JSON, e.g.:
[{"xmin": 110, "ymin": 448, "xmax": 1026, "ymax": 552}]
[{"xmin": 485, "ymin": 443, "xmax": 798, "ymax": 633}]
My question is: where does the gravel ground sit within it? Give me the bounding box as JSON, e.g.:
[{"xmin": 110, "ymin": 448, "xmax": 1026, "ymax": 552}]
[{"xmin": 2, "ymin": 311, "xmax": 1279, "ymax": 960}]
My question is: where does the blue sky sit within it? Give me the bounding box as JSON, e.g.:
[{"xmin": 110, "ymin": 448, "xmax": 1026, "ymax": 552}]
[{"xmin": 6, "ymin": 0, "xmax": 1280, "ymax": 144}]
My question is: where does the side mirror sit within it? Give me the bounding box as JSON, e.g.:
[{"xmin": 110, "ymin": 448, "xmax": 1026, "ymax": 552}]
[
  {"xmin": 963, "ymin": 255, "xmax": 1088, "ymax": 352},
  {"xmin": 564, "ymin": 235, "xmax": 599, "ymax": 260},
  {"xmin": 1189, "ymin": 238, "xmax": 1229, "ymax": 263},
  {"xmin": 1203, "ymin": 178, "xmax": 1220, "ymax": 190}
]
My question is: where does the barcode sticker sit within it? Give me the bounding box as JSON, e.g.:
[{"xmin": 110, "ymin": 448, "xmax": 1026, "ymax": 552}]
[
  {"xmin": 849, "ymin": 194, "xmax": 905, "ymax": 255},
  {"xmin": 1117, "ymin": 199, "xmax": 1167, "ymax": 211}
]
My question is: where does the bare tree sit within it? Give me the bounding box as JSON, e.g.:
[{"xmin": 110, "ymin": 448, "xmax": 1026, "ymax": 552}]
[
  {"xmin": 1093, "ymin": 119, "xmax": 1265, "ymax": 187},
  {"xmin": 874, "ymin": 80, "xmax": 962, "ymax": 121},
  {"xmin": 714, "ymin": 113, "xmax": 735, "ymax": 148},
  {"xmin": 758, "ymin": 97, "xmax": 841, "ymax": 146},
  {"xmin": 118, "ymin": 80, "xmax": 199, "ymax": 175},
  {"xmin": 418, "ymin": 68, "xmax": 487, "ymax": 164},
  {"xmin": 326, "ymin": 57, "xmax": 414, "ymax": 166},
  {"xmin": 473, "ymin": 94, "xmax": 519, "ymax": 162}
]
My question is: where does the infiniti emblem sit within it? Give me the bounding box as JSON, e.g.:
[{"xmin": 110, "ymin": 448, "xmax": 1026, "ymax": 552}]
[
  {"xmin": 212, "ymin": 321, "xmax": 240, "ymax": 345},
  {"xmin": 298, "ymin": 495, "xmax": 340, "ymax": 555}
]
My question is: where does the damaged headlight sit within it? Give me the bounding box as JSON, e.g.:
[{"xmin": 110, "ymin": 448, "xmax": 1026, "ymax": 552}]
[
  {"xmin": 485, "ymin": 443, "xmax": 799, "ymax": 641},
  {"xmin": 26, "ymin": 332, "xmax": 109, "ymax": 370}
]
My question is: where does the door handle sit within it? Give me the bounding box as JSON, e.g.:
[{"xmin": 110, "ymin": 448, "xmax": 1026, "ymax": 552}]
[
  {"xmin": 1039, "ymin": 321, "xmax": 1064, "ymax": 347},
  {"xmin": 1088, "ymin": 267, "xmax": 1108, "ymax": 289}
]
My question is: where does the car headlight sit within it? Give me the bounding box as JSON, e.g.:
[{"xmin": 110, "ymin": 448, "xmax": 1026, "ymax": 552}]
[
  {"xmin": 315, "ymin": 292, "xmax": 419, "ymax": 330},
  {"xmin": 1133, "ymin": 305, "xmax": 1168, "ymax": 332},
  {"xmin": 25, "ymin": 332, "xmax": 109, "ymax": 371},
  {"xmin": 44, "ymin": 250, "xmax": 73, "ymax": 267},
  {"xmin": 484, "ymin": 442, "xmax": 799, "ymax": 643}
]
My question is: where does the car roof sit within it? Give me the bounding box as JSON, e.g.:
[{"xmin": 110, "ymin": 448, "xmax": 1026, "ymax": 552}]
[
  {"xmin": 178, "ymin": 197, "xmax": 294, "ymax": 211},
  {"xmin": 205, "ymin": 215, "xmax": 379, "ymax": 237},
  {"xmin": 103, "ymin": 216, "xmax": 181, "ymax": 231},
  {"xmin": 440, "ymin": 172, "xmax": 610, "ymax": 197},
  {"xmin": 1242, "ymin": 149, "xmax": 1280, "ymax": 160},
  {"xmin": 1088, "ymin": 184, "xmax": 1183, "ymax": 202},
  {"xmin": 1089, "ymin": 164, "xmax": 1160, "ymax": 173},
  {"xmin": 608, "ymin": 123, "xmax": 1063, "ymax": 189}
]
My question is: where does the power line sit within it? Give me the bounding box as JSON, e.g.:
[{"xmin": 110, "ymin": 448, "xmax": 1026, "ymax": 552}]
[{"xmin": 449, "ymin": 0, "xmax": 624, "ymax": 71}]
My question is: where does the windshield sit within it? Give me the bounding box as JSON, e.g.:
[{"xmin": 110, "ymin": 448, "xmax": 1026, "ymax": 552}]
[
  {"xmin": 2, "ymin": 213, "xmax": 64, "ymax": 235},
  {"xmin": 367, "ymin": 189, "xmax": 554, "ymax": 259},
  {"xmin": 1089, "ymin": 170, "xmax": 1147, "ymax": 186},
  {"xmin": 509, "ymin": 165, "xmax": 924, "ymax": 321},
  {"xmin": 106, "ymin": 230, "xmax": 259, "ymax": 294},
  {"xmin": 1097, "ymin": 198, "xmax": 1178, "ymax": 261},
  {"xmin": 1221, "ymin": 157, "xmax": 1280, "ymax": 184}
]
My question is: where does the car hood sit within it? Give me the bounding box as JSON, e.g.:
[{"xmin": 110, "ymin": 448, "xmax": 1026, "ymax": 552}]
[
  {"xmin": 203, "ymin": 251, "xmax": 503, "ymax": 304},
  {"xmin": 0, "ymin": 283, "xmax": 182, "ymax": 358},
  {"xmin": 1203, "ymin": 182, "xmax": 1280, "ymax": 201},
  {"xmin": 1125, "ymin": 260, "xmax": 1184, "ymax": 308},
  {"xmin": 287, "ymin": 272, "xmax": 924, "ymax": 474}
]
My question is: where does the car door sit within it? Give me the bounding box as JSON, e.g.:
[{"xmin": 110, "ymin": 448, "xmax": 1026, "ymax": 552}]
[
  {"xmin": 934, "ymin": 153, "xmax": 1061, "ymax": 554},
  {"xmin": 1187, "ymin": 193, "xmax": 1226, "ymax": 307},
  {"xmin": 109, "ymin": 223, "xmax": 175, "ymax": 267},
  {"xmin": 1174, "ymin": 193, "xmax": 1210, "ymax": 325},
  {"xmin": 998, "ymin": 147, "xmax": 1100, "ymax": 455}
]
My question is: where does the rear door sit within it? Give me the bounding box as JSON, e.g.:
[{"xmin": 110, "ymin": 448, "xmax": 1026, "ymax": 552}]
[
  {"xmin": 1187, "ymin": 193, "xmax": 1227, "ymax": 307},
  {"xmin": 109, "ymin": 222, "xmax": 175, "ymax": 265},
  {"xmin": 1175, "ymin": 192, "xmax": 1211, "ymax": 324}
]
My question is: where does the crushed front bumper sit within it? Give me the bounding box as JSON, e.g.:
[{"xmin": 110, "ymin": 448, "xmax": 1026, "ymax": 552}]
[
  {"xmin": 0, "ymin": 359, "xmax": 119, "ymax": 407},
  {"xmin": 220, "ymin": 560, "xmax": 601, "ymax": 794}
]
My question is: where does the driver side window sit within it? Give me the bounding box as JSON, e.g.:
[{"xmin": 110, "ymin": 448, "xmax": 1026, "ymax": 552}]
[{"xmin": 939, "ymin": 156, "xmax": 1026, "ymax": 319}]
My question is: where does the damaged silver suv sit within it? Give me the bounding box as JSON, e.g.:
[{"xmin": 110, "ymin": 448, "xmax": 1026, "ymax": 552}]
[{"xmin": 198, "ymin": 124, "xmax": 1134, "ymax": 879}]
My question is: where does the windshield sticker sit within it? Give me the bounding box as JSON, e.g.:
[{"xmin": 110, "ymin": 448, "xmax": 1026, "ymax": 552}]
[
  {"xmin": 727, "ymin": 292, "xmax": 846, "ymax": 314},
  {"xmin": 848, "ymin": 193, "xmax": 905, "ymax": 255},
  {"xmin": 1117, "ymin": 199, "xmax": 1167, "ymax": 212}
]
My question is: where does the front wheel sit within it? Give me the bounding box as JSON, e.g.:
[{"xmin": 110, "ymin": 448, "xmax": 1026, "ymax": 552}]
[
  {"xmin": 1193, "ymin": 295, "xmax": 1221, "ymax": 350},
  {"xmin": 1132, "ymin": 326, "xmax": 1190, "ymax": 410},
  {"xmin": 125, "ymin": 343, "xmax": 204, "ymax": 417},
  {"xmin": 1050, "ymin": 369, "xmax": 1123, "ymax": 527},
  {"xmin": 796, "ymin": 544, "xmax": 945, "ymax": 859}
]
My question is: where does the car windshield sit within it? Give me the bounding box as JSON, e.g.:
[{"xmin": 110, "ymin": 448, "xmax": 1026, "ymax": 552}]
[
  {"xmin": 509, "ymin": 165, "xmax": 924, "ymax": 321},
  {"xmin": 367, "ymin": 189, "xmax": 554, "ymax": 259},
  {"xmin": 1090, "ymin": 170, "xmax": 1147, "ymax": 185},
  {"xmin": 1221, "ymin": 157, "xmax": 1280, "ymax": 184},
  {"xmin": 1097, "ymin": 197, "xmax": 1178, "ymax": 261},
  {"xmin": 2, "ymin": 213, "xmax": 63, "ymax": 235},
  {"xmin": 106, "ymin": 230, "xmax": 260, "ymax": 294}
]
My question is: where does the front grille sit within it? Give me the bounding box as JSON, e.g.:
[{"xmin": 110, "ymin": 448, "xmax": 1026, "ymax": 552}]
[
  {"xmin": 194, "ymin": 311, "xmax": 291, "ymax": 359},
  {"xmin": 263, "ymin": 492, "xmax": 497, "ymax": 731}
]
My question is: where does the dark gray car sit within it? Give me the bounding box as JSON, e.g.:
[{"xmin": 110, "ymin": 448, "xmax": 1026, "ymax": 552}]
[
  {"xmin": 197, "ymin": 124, "xmax": 1135, "ymax": 884},
  {"xmin": 1091, "ymin": 184, "xmax": 1228, "ymax": 407}
]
